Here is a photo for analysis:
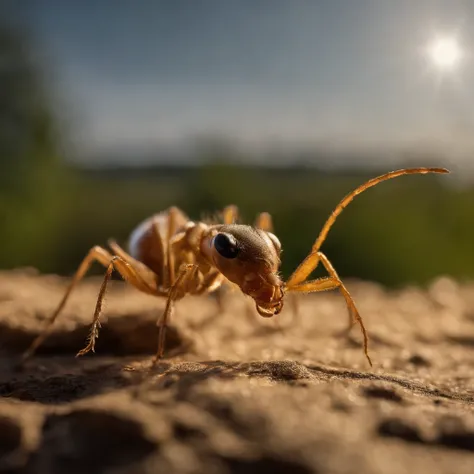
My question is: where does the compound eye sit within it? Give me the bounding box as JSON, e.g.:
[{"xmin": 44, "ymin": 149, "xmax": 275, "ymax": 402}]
[{"xmin": 213, "ymin": 233, "xmax": 239, "ymax": 259}]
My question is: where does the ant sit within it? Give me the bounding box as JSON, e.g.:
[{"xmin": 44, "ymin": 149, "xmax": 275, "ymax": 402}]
[{"xmin": 21, "ymin": 167, "xmax": 449, "ymax": 367}]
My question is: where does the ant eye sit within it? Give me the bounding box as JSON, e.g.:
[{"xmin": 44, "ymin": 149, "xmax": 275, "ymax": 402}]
[{"xmin": 213, "ymin": 233, "xmax": 239, "ymax": 259}]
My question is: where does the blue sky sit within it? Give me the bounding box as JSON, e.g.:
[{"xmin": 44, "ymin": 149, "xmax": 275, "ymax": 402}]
[{"xmin": 6, "ymin": 0, "xmax": 474, "ymax": 167}]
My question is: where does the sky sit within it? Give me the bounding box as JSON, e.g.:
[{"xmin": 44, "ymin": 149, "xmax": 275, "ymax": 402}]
[{"xmin": 5, "ymin": 0, "xmax": 474, "ymax": 168}]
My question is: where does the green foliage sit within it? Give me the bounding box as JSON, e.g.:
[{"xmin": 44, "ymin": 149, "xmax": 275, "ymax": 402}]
[
  {"xmin": 41, "ymin": 162, "xmax": 470, "ymax": 288},
  {"xmin": 0, "ymin": 24, "xmax": 65, "ymax": 270}
]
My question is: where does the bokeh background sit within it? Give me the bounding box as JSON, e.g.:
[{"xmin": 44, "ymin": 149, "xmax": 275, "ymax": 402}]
[{"xmin": 1, "ymin": 1, "xmax": 473, "ymax": 286}]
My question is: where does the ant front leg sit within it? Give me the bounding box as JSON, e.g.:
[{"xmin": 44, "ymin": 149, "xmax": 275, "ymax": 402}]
[{"xmin": 286, "ymin": 251, "xmax": 372, "ymax": 366}]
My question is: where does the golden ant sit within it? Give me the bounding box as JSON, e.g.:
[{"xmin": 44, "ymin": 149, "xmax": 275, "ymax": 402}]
[{"xmin": 21, "ymin": 167, "xmax": 449, "ymax": 367}]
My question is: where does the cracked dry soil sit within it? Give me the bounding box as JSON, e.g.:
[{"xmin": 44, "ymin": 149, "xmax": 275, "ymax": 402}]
[{"xmin": 0, "ymin": 269, "xmax": 473, "ymax": 473}]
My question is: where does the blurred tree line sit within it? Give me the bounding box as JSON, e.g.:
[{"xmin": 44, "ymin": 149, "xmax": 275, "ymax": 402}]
[
  {"xmin": 1, "ymin": 23, "xmax": 472, "ymax": 286},
  {"xmin": 69, "ymin": 160, "xmax": 468, "ymax": 287},
  {"xmin": 0, "ymin": 22, "xmax": 66, "ymax": 271}
]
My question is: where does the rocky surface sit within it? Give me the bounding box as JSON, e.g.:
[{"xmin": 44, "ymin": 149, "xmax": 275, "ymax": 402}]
[{"xmin": 0, "ymin": 269, "xmax": 473, "ymax": 473}]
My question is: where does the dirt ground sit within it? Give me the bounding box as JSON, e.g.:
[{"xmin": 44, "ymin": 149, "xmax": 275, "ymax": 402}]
[{"xmin": 0, "ymin": 269, "xmax": 473, "ymax": 474}]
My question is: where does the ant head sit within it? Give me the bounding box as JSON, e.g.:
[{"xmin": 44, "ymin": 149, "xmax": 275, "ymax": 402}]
[{"xmin": 201, "ymin": 224, "xmax": 284, "ymax": 316}]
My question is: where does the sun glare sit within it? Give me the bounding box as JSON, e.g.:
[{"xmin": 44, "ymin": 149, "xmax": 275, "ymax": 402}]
[{"xmin": 427, "ymin": 36, "xmax": 463, "ymax": 71}]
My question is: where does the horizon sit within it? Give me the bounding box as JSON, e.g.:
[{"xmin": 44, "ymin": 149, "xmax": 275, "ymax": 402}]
[{"xmin": 4, "ymin": 0, "xmax": 474, "ymax": 174}]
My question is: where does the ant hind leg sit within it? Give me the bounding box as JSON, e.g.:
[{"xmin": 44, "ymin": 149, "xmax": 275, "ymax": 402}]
[
  {"xmin": 76, "ymin": 255, "xmax": 160, "ymax": 357},
  {"xmin": 20, "ymin": 246, "xmax": 113, "ymax": 363},
  {"xmin": 21, "ymin": 247, "xmax": 159, "ymax": 364}
]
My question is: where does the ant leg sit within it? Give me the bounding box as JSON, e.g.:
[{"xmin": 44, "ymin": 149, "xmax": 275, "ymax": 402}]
[
  {"xmin": 285, "ymin": 277, "xmax": 341, "ymax": 336},
  {"xmin": 287, "ymin": 253, "xmax": 372, "ymax": 366},
  {"xmin": 287, "ymin": 167, "xmax": 449, "ymax": 288},
  {"xmin": 107, "ymin": 240, "xmax": 158, "ymax": 283},
  {"xmin": 21, "ymin": 247, "xmax": 161, "ymax": 363},
  {"xmin": 287, "ymin": 276, "xmax": 340, "ymax": 293},
  {"xmin": 148, "ymin": 207, "xmax": 183, "ymax": 290},
  {"xmin": 154, "ymin": 264, "xmax": 198, "ymax": 364},
  {"xmin": 317, "ymin": 252, "xmax": 369, "ymax": 349},
  {"xmin": 254, "ymin": 212, "xmax": 273, "ymax": 232},
  {"xmin": 213, "ymin": 286, "xmax": 226, "ymax": 314},
  {"xmin": 151, "ymin": 218, "xmax": 167, "ymax": 285},
  {"xmin": 20, "ymin": 246, "xmax": 113, "ymax": 363},
  {"xmin": 195, "ymin": 271, "xmax": 224, "ymax": 295},
  {"xmin": 76, "ymin": 256, "xmax": 163, "ymax": 357},
  {"xmin": 287, "ymin": 251, "xmax": 322, "ymax": 288},
  {"xmin": 286, "ymin": 292, "xmax": 301, "ymax": 326},
  {"xmin": 185, "ymin": 274, "xmax": 228, "ymax": 332},
  {"xmin": 166, "ymin": 207, "xmax": 183, "ymax": 287},
  {"xmin": 187, "ymin": 272, "xmax": 227, "ymax": 328},
  {"xmin": 75, "ymin": 260, "xmax": 114, "ymax": 356},
  {"xmin": 284, "ymin": 169, "xmax": 449, "ymax": 364},
  {"xmin": 222, "ymin": 205, "xmax": 239, "ymax": 224}
]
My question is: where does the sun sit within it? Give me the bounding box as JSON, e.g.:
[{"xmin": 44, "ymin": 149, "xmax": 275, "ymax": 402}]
[{"xmin": 427, "ymin": 36, "xmax": 463, "ymax": 71}]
